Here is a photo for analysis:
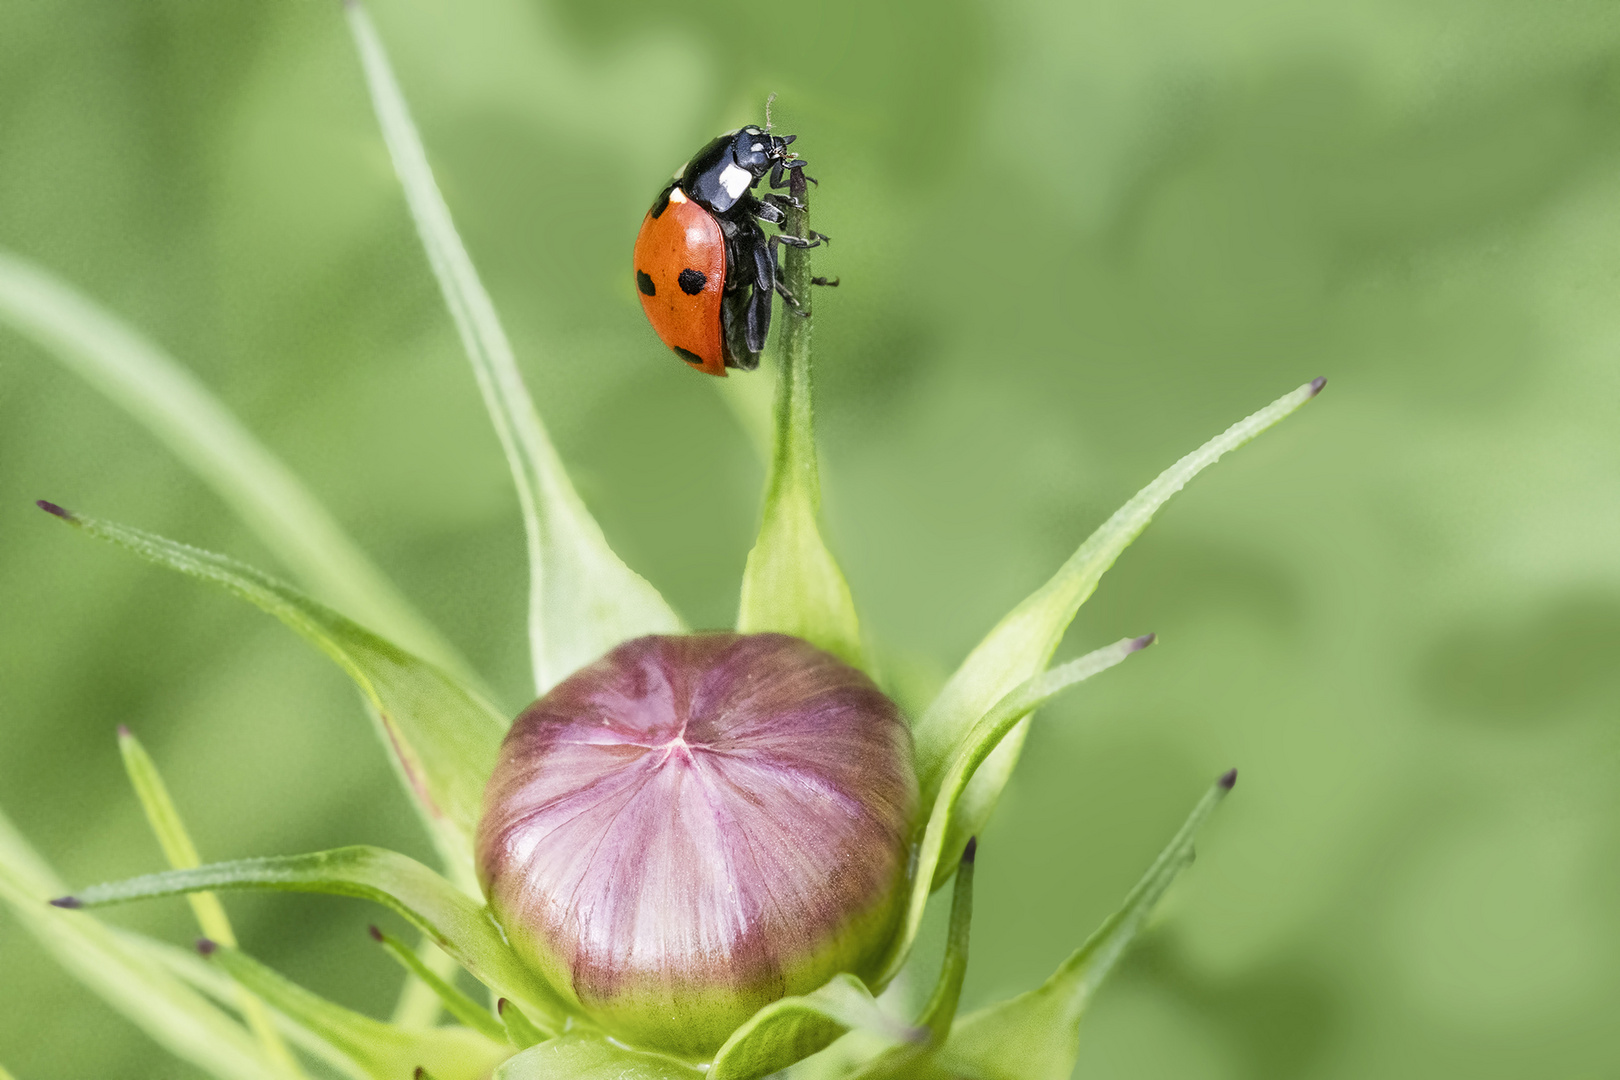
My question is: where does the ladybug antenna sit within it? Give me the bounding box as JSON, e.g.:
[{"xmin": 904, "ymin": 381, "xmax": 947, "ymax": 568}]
[{"xmin": 764, "ymin": 92, "xmax": 777, "ymax": 133}]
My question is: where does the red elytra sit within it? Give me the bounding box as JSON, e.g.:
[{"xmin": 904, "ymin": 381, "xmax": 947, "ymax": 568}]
[{"xmin": 632, "ymin": 189, "xmax": 728, "ymax": 377}]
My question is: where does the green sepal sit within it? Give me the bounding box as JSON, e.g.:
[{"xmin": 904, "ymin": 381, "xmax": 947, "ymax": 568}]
[
  {"xmin": 878, "ymin": 635, "xmax": 1153, "ymax": 983},
  {"xmin": 0, "ymin": 249, "xmax": 467, "ymax": 678},
  {"xmin": 370, "ymin": 925, "xmax": 506, "ymax": 1043},
  {"xmin": 497, "ymin": 1000, "xmax": 548, "ymax": 1050},
  {"xmin": 735, "ymin": 173, "xmax": 863, "ymax": 668},
  {"xmin": 38, "ymin": 506, "xmax": 503, "ymax": 871},
  {"xmin": 709, "ymin": 974, "xmax": 920, "ymax": 1080},
  {"xmin": 55, "ymin": 845, "xmax": 571, "ymax": 1033},
  {"xmin": 927, "ymin": 773, "xmax": 1236, "ymax": 1080},
  {"xmin": 202, "ymin": 942, "xmax": 510, "ymax": 1080},
  {"xmin": 912, "ymin": 379, "xmax": 1324, "ymax": 847},
  {"xmin": 119, "ymin": 728, "xmax": 304, "ymax": 1076},
  {"xmin": 344, "ymin": 1, "xmax": 680, "ymax": 696},
  {"xmin": 0, "ymin": 807, "xmax": 277, "ymax": 1080},
  {"xmin": 494, "ymin": 1034, "xmax": 703, "ymax": 1079}
]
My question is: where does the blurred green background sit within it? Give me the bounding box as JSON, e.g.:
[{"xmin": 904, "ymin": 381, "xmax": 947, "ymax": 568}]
[{"xmin": 4, "ymin": 0, "xmax": 1620, "ymax": 1076}]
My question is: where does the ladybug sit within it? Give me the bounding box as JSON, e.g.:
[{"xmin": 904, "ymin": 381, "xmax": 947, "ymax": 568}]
[{"xmin": 633, "ymin": 122, "xmax": 830, "ymax": 376}]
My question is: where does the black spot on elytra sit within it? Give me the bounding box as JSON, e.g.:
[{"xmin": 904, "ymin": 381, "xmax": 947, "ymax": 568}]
[
  {"xmin": 636, "ymin": 270, "xmax": 656, "ymax": 296},
  {"xmin": 678, "ymin": 268, "xmax": 707, "ymax": 295},
  {"xmin": 650, "ymin": 186, "xmax": 673, "ymax": 219},
  {"xmin": 674, "ymin": 347, "xmax": 704, "ymax": 366}
]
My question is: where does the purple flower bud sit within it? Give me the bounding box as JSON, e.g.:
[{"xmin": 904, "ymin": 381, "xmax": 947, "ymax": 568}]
[{"xmin": 477, "ymin": 633, "xmax": 917, "ymax": 1057}]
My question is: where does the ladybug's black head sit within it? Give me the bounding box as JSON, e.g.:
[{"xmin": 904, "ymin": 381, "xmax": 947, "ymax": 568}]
[{"xmin": 727, "ymin": 127, "xmax": 797, "ymax": 179}]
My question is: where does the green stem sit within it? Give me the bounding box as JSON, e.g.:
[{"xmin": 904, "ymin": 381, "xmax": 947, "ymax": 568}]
[{"xmin": 771, "ymin": 167, "xmax": 819, "ymax": 514}]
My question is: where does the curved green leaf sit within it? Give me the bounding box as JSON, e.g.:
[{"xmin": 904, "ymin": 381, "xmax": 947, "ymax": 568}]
[
  {"xmin": 496, "ymin": 1000, "xmax": 547, "ymax": 1050},
  {"xmin": 56, "ymin": 845, "xmax": 570, "ymax": 1033},
  {"xmin": 495, "ymin": 1034, "xmax": 702, "ymax": 1080},
  {"xmin": 370, "ymin": 926, "xmax": 505, "ymax": 1043},
  {"xmin": 934, "ymin": 774, "xmax": 1235, "ymax": 1080},
  {"xmin": 0, "ymin": 249, "xmax": 467, "ymax": 679},
  {"xmin": 877, "ymin": 635, "xmax": 1152, "ymax": 984},
  {"xmin": 710, "ymin": 974, "xmax": 919, "ymax": 1080},
  {"xmin": 735, "ymin": 173, "xmax": 862, "ymax": 667},
  {"xmin": 344, "ymin": 1, "xmax": 680, "ymax": 695},
  {"xmin": 119, "ymin": 729, "xmax": 304, "ymax": 1077},
  {"xmin": 912, "ymin": 379, "xmax": 1324, "ymax": 841},
  {"xmin": 203, "ymin": 943, "xmax": 510, "ymax": 1080},
  {"xmin": 0, "ymin": 807, "xmax": 275, "ymax": 1080},
  {"xmin": 39, "ymin": 505, "xmax": 503, "ymax": 869}
]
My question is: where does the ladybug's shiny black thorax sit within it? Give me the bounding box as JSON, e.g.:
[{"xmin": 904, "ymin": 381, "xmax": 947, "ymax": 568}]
[{"xmin": 664, "ymin": 126, "xmax": 809, "ymax": 371}]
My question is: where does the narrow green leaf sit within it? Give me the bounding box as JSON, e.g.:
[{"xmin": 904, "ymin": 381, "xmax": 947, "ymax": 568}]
[
  {"xmin": 915, "ymin": 839, "xmax": 977, "ymax": 1044},
  {"xmin": 57, "ymin": 845, "xmax": 570, "ymax": 1033},
  {"xmin": 0, "ymin": 249, "xmax": 467, "ymax": 679},
  {"xmin": 835, "ymin": 842, "xmax": 980, "ymax": 1080},
  {"xmin": 0, "ymin": 807, "xmax": 275, "ymax": 1080},
  {"xmin": 343, "ymin": 1, "xmax": 680, "ymax": 695},
  {"xmin": 912, "ymin": 379, "xmax": 1324, "ymax": 831},
  {"xmin": 203, "ymin": 942, "xmax": 509, "ymax": 1080},
  {"xmin": 496, "ymin": 1000, "xmax": 547, "ymax": 1050},
  {"xmin": 495, "ymin": 1034, "xmax": 703, "ymax": 1080},
  {"xmin": 130, "ymin": 931, "xmax": 369, "ymax": 1077},
  {"xmin": 934, "ymin": 774, "xmax": 1236, "ymax": 1080},
  {"xmin": 735, "ymin": 172, "xmax": 862, "ymax": 667},
  {"xmin": 39, "ymin": 505, "xmax": 503, "ymax": 869},
  {"xmin": 119, "ymin": 728, "xmax": 304, "ymax": 1077},
  {"xmin": 709, "ymin": 974, "xmax": 919, "ymax": 1080},
  {"xmin": 370, "ymin": 925, "xmax": 505, "ymax": 1043},
  {"xmin": 877, "ymin": 636, "xmax": 1153, "ymax": 984}
]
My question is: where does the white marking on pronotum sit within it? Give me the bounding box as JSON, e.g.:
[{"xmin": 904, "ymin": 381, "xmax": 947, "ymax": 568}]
[
  {"xmin": 750, "ymin": 143, "xmax": 764, "ymax": 153},
  {"xmin": 719, "ymin": 162, "xmax": 753, "ymax": 199},
  {"xmin": 668, "ymin": 188, "xmax": 688, "ymax": 204}
]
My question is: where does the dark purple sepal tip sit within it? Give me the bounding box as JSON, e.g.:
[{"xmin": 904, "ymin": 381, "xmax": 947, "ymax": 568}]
[
  {"xmin": 48, "ymin": 896, "xmax": 81, "ymax": 909},
  {"xmin": 1308, "ymin": 376, "xmax": 1327, "ymax": 397},
  {"xmin": 116, "ymin": 724, "xmax": 132, "ymax": 739},
  {"xmin": 1131, "ymin": 633, "xmax": 1157, "ymax": 651},
  {"xmin": 496, "ymin": 998, "xmax": 511, "ymax": 1016},
  {"xmin": 962, "ymin": 836, "xmax": 978, "ymax": 864},
  {"xmin": 196, "ymin": 938, "xmax": 218, "ymax": 956},
  {"xmin": 35, "ymin": 500, "xmax": 73, "ymax": 521},
  {"xmin": 1218, "ymin": 768, "xmax": 1238, "ymax": 790}
]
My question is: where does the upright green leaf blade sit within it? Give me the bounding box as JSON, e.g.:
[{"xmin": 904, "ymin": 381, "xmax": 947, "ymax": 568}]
[
  {"xmin": 933, "ymin": 774, "xmax": 1236, "ymax": 1080},
  {"xmin": 0, "ymin": 807, "xmax": 275, "ymax": 1080},
  {"xmin": 878, "ymin": 636, "xmax": 1152, "ymax": 983},
  {"xmin": 0, "ymin": 250, "xmax": 466, "ymax": 678},
  {"xmin": 735, "ymin": 173, "xmax": 862, "ymax": 667},
  {"xmin": 203, "ymin": 943, "xmax": 509, "ymax": 1080},
  {"xmin": 495, "ymin": 1034, "xmax": 702, "ymax": 1080},
  {"xmin": 119, "ymin": 729, "xmax": 304, "ymax": 1077},
  {"xmin": 40, "ymin": 505, "xmax": 503, "ymax": 868},
  {"xmin": 709, "ymin": 974, "xmax": 920, "ymax": 1080},
  {"xmin": 912, "ymin": 380, "xmax": 1324, "ymax": 847},
  {"xmin": 344, "ymin": 1, "xmax": 680, "ymax": 695},
  {"xmin": 56, "ymin": 845, "xmax": 570, "ymax": 1033}
]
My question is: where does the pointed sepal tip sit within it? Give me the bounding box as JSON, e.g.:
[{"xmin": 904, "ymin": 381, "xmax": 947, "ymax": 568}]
[
  {"xmin": 35, "ymin": 499, "xmax": 74, "ymax": 521},
  {"xmin": 962, "ymin": 836, "xmax": 978, "ymax": 864},
  {"xmin": 1218, "ymin": 767, "xmax": 1238, "ymax": 790},
  {"xmin": 1130, "ymin": 633, "xmax": 1157, "ymax": 651},
  {"xmin": 47, "ymin": 896, "xmax": 81, "ymax": 909},
  {"xmin": 1308, "ymin": 376, "xmax": 1327, "ymax": 396},
  {"xmin": 196, "ymin": 937, "xmax": 218, "ymax": 956}
]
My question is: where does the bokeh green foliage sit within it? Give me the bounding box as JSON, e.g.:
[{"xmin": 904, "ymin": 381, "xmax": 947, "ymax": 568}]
[{"xmin": 3, "ymin": 0, "xmax": 1619, "ymax": 1077}]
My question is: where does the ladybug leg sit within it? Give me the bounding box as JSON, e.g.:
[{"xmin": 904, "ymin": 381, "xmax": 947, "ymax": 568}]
[
  {"xmin": 812, "ymin": 276, "xmax": 840, "ymax": 287},
  {"xmin": 746, "ymin": 237, "xmax": 776, "ymax": 350}
]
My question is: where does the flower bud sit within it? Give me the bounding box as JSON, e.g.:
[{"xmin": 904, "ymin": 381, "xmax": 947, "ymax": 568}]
[{"xmin": 476, "ymin": 633, "xmax": 918, "ymax": 1057}]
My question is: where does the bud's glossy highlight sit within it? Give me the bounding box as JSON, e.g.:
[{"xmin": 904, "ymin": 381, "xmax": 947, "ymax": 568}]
[{"xmin": 476, "ymin": 633, "xmax": 918, "ymax": 1057}]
